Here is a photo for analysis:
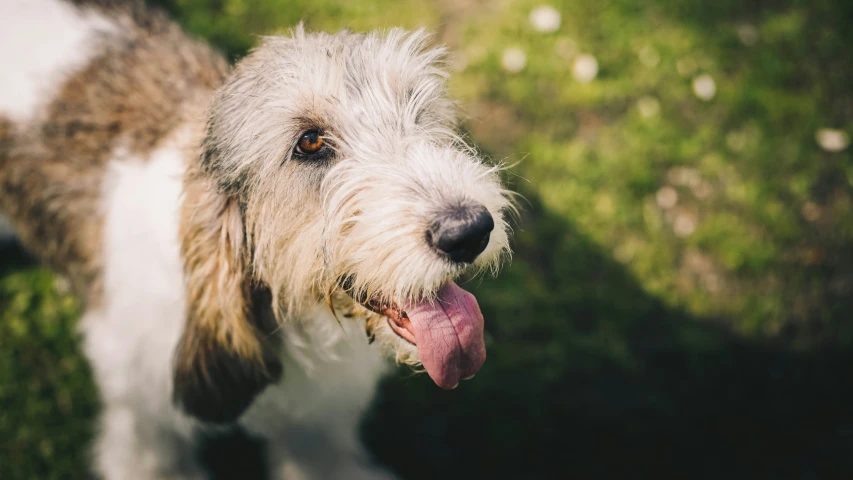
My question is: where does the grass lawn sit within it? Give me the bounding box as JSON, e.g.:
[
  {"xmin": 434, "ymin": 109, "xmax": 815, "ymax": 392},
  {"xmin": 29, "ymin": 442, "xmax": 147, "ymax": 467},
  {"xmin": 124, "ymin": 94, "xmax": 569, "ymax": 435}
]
[{"xmin": 2, "ymin": 0, "xmax": 853, "ymax": 478}]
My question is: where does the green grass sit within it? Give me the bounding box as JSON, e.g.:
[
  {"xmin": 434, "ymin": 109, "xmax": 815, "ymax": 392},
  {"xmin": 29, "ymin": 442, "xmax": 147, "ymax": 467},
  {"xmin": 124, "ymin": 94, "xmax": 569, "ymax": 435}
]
[{"xmin": 3, "ymin": 0, "xmax": 853, "ymax": 478}]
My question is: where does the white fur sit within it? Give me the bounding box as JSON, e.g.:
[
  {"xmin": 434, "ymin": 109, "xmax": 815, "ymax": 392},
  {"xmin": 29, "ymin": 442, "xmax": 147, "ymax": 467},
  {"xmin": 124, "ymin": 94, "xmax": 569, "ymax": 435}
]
[
  {"xmin": 0, "ymin": 0, "xmax": 117, "ymax": 125},
  {"xmin": 82, "ymin": 137, "xmax": 200, "ymax": 479},
  {"xmin": 242, "ymin": 308, "xmax": 393, "ymax": 479}
]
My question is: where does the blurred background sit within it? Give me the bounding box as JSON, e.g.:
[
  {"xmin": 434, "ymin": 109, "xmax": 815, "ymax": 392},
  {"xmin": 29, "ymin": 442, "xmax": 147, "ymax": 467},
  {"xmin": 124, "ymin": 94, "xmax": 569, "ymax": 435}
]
[{"xmin": 2, "ymin": 0, "xmax": 853, "ymax": 478}]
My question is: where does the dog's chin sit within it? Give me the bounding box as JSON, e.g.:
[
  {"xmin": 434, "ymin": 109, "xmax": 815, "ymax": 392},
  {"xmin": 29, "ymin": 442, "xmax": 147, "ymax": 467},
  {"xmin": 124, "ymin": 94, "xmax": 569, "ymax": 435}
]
[{"xmin": 348, "ymin": 280, "xmax": 486, "ymax": 390}]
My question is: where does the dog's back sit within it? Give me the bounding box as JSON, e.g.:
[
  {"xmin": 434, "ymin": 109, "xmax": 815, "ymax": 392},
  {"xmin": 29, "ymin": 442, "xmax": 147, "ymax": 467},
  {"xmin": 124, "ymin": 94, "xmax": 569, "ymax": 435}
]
[{"xmin": 0, "ymin": 0, "xmax": 226, "ymax": 301}]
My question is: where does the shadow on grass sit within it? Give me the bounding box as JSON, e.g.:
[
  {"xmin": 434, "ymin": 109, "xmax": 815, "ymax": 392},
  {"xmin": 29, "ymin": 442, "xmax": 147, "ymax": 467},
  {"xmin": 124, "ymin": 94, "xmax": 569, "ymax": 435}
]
[{"xmin": 362, "ymin": 185, "xmax": 853, "ymax": 480}]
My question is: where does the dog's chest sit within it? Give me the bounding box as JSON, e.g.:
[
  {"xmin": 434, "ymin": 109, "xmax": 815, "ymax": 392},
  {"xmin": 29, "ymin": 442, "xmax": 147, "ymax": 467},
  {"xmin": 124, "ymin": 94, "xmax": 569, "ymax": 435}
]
[{"xmin": 240, "ymin": 308, "xmax": 389, "ymax": 438}]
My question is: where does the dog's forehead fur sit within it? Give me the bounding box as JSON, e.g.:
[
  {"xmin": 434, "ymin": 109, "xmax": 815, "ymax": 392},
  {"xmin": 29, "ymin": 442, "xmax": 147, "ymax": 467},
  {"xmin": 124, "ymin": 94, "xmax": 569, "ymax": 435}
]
[{"xmin": 205, "ymin": 27, "xmax": 456, "ymax": 190}]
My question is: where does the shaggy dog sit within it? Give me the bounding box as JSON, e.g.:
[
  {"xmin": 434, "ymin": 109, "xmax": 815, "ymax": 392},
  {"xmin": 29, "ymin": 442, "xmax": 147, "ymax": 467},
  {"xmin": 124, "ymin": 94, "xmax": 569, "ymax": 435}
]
[{"xmin": 0, "ymin": 0, "xmax": 512, "ymax": 478}]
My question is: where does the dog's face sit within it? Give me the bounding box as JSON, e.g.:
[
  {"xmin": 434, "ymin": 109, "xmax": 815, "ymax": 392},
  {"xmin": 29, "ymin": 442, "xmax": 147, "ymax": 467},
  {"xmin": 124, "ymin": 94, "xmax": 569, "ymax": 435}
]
[{"xmin": 174, "ymin": 28, "xmax": 512, "ymax": 423}]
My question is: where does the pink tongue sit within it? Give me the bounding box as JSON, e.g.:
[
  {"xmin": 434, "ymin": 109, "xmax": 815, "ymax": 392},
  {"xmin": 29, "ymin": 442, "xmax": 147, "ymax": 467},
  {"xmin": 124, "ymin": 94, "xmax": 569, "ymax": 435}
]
[{"xmin": 404, "ymin": 282, "xmax": 486, "ymax": 389}]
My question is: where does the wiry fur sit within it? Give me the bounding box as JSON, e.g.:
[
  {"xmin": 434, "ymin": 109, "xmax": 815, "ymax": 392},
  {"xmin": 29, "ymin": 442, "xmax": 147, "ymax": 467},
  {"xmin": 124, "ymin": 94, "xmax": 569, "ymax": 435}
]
[
  {"xmin": 194, "ymin": 26, "xmax": 511, "ymax": 375},
  {"xmin": 205, "ymin": 30, "xmax": 509, "ymax": 309},
  {"xmin": 0, "ymin": 1, "xmax": 512, "ymax": 478}
]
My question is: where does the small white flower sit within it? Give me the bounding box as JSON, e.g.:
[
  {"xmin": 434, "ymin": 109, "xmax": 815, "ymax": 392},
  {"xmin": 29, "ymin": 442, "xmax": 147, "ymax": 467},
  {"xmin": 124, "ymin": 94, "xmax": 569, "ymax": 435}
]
[
  {"xmin": 656, "ymin": 186, "xmax": 678, "ymax": 210},
  {"xmin": 815, "ymin": 128, "xmax": 850, "ymax": 152},
  {"xmin": 573, "ymin": 54, "xmax": 598, "ymax": 83},
  {"xmin": 638, "ymin": 46, "xmax": 660, "ymax": 68},
  {"xmin": 529, "ymin": 5, "xmax": 561, "ymax": 33},
  {"xmin": 692, "ymin": 74, "xmax": 717, "ymax": 101},
  {"xmin": 501, "ymin": 47, "xmax": 527, "ymax": 73},
  {"xmin": 673, "ymin": 213, "xmax": 697, "ymax": 238},
  {"xmin": 637, "ymin": 96, "xmax": 660, "ymax": 118}
]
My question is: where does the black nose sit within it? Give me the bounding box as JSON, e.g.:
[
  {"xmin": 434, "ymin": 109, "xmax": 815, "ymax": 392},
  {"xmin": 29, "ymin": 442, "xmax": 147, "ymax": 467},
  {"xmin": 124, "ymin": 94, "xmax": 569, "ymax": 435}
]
[{"xmin": 427, "ymin": 204, "xmax": 494, "ymax": 264}]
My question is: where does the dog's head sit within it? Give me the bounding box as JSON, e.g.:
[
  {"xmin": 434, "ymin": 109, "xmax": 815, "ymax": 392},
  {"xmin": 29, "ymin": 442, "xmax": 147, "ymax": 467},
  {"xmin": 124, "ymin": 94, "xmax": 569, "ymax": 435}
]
[{"xmin": 173, "ymin": 27, "xmax": 512, "ymax": 423}]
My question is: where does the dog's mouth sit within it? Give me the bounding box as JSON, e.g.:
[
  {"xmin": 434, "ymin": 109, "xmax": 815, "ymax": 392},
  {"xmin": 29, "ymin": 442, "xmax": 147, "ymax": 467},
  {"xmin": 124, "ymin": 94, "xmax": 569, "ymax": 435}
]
[
  {"xmin": 362, "ymin": 298, "xmax": 418, "ymax": 345},
  {"xmin": 343, "ymin": 279, "xmax": 486, "ymax": 389}
]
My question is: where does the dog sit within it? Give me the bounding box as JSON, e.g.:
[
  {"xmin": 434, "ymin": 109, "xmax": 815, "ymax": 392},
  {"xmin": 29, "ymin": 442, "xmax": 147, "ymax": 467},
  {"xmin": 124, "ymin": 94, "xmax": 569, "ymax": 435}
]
[{"xmin": 0, "ymin": 0, "xmax": 512, "ymax": 478}]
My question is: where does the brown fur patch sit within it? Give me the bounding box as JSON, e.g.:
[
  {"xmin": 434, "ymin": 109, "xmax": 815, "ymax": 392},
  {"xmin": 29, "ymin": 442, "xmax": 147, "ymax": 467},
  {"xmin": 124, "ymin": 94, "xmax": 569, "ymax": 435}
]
[
  {"xmin": 0, "ymin": 1, "xmax": 227, "ymax": 304},
  {"xmin": 172, "ymin": 162, "xmax": 283, "ymax": 423}
]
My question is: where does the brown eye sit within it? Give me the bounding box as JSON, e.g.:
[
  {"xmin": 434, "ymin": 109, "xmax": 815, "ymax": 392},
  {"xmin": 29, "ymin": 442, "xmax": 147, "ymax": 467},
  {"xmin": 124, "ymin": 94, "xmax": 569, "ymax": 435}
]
[{"xmin": 295, "ymin": 130, "xmax": 324, "ymax": 155}]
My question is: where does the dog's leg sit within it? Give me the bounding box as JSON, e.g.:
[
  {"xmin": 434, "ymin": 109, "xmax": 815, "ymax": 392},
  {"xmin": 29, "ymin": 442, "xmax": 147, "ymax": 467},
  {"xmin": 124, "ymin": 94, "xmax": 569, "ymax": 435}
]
[
  {"xmin": 84, "ymin": 147, "xmax": 206, "ymax": 479},
  {"xmin": 83, "ymin": 307, "xmax": 203, "ymax": 480},
  {"xmin": 93, "ymin": 406, "xmax": 204, "ymax": 480},
  {"xmin": 266, "ymin": 432, "xmax": 398, "ymax": 480},
  {"xmin": 266, "ymin": 417, "xmax": 398, "ymax": 480},
  {"xmin": 242, "ymin": 314, "xmax": 399, "ymax": 480}
]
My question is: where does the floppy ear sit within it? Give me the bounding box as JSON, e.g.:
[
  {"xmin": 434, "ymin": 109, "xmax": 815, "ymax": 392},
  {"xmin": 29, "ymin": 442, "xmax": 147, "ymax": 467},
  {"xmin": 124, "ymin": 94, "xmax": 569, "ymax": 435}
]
[{"xmin": 172, "ymin": 166, "xmax": 282, "ymax": 424}]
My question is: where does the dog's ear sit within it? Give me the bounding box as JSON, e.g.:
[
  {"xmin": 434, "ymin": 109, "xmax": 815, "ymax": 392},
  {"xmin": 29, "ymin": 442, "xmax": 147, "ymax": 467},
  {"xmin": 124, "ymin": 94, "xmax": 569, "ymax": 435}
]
[{"xmin": 172, "ymin": 168, "xmax": 282, "ymax": 424}]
